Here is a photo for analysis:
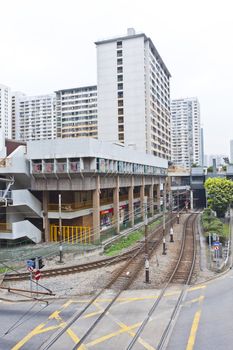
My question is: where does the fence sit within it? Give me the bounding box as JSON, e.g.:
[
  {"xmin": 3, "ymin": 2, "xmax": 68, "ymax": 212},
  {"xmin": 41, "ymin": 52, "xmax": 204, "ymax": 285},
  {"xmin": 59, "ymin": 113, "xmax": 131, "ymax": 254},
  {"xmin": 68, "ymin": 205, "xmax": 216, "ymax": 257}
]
[{"xmin": 50, "ymin": 225, "xmax": 91, "ymax": 244}]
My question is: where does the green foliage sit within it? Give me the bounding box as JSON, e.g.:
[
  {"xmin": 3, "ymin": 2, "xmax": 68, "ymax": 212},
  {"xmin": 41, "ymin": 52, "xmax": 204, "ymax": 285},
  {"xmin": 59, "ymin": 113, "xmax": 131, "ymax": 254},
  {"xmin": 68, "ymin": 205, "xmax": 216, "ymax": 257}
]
[
  {"xmin": 204, "ymin": 178, "xmax": 233, "ymax": 217},
  {"xmin": 105, "ymin": 230, "xmax": 143, "ymax": 256},
  {"xmin": 207, "ymin": 166, "xmax": 213, "ymax": 173},
  {"xmin": 201, "ymin": 208, "xmax": 224, "ymax": 236}
]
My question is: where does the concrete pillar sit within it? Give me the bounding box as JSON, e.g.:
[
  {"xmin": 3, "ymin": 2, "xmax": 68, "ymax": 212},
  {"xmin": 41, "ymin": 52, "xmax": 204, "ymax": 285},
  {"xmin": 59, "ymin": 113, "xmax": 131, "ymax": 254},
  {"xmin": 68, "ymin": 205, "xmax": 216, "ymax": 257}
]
[
  {"xmin": 157, "ymin": 182, "xmax": 161, "ymax": 213},
  {"xmin": 92, "ymin": 176, "xmax": 100, "ymax": 243},
  {"xmin": 190, "ymin": 190, "xmax": 194, "ymax": 210},
  {"xmin": 149, "ymin": 182, "xmax": 154, "ymax": 217},
  {"xmin": 140, "ymin": 176, "xmax": 145, "ymax": 219},
  {"xmin": 113, "ymin": 176, "xmax": 120, "ymax": 234},
  {"xmin": 128, "ymin": 176, "xmax": 134, "ymax": 227},
  {"xmin": 42, "ymin": 191, "xmax": 49, "ymax": 242}
]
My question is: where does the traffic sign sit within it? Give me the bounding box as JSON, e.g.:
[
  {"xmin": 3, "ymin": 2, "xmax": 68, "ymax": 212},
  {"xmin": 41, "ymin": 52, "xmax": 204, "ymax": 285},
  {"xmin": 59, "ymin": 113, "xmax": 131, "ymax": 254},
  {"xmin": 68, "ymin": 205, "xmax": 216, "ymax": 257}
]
[
  {"xmin": 34, "ymin": 270, "xmax": 41, "ymax": 281},
  {"xmin": 213, "ymin": 241, "xmax": 220, "ymax": 246},
  {"xmin": 27, "ymin": 266, "xmax": 34, "ymax": 272},
  {"xmin": 26, "ymin": 259, "xmax": 35, "ymax": 269},
  {"xmin": 214, "ymin": 246, "xmax": 219, "ymax": 250}
]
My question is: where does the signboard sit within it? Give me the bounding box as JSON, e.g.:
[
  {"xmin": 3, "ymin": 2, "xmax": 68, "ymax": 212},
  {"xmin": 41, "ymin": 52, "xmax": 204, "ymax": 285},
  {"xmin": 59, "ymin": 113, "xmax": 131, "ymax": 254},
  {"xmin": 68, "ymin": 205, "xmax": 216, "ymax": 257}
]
[
  {"xmin": 213, "ymin": 241, "xmax": 220, "ymax": 246},
  {"xmin": 34, "ymin": 270, "xmax": 41, "ymax": 281}
]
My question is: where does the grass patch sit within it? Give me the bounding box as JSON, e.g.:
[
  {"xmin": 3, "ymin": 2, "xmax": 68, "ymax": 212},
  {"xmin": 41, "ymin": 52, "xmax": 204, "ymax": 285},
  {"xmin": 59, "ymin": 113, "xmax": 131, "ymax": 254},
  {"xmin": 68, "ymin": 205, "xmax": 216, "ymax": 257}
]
[{"xmin": 105, "ymin": 230, "xmax": 144, "ymax": 256}]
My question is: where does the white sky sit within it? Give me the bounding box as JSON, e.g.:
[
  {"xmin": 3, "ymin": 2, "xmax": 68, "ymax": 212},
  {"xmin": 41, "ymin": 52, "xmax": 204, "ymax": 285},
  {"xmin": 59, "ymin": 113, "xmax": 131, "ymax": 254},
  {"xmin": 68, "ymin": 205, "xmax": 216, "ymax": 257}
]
[{"xmin": 0, "ymin": 0, "xmax": 232, "ymax": 155}]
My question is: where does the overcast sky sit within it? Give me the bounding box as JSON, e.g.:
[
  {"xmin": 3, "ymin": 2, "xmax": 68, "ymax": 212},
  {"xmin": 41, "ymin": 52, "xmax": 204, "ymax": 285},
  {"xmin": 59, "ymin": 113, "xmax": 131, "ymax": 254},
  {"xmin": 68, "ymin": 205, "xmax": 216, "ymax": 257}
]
[{"xmin": 0, "ymin": 0, "xmax": 232, "ymax": 156}]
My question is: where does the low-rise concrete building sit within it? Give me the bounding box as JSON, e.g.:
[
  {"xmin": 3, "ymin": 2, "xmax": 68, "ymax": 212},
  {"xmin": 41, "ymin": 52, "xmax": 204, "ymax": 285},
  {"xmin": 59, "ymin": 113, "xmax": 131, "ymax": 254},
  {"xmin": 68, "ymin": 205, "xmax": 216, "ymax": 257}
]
[{"xmin": 0, "ymin": 138, "xmax": 168, "ymax": 244}]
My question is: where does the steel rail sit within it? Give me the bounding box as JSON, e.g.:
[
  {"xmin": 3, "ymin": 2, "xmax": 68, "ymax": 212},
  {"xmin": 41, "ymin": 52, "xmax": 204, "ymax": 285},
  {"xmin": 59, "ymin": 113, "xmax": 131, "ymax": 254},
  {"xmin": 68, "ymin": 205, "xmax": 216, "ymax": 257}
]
[{"xmin": 126, "ymin": 213, "xmax": 198, "ymax": 350}]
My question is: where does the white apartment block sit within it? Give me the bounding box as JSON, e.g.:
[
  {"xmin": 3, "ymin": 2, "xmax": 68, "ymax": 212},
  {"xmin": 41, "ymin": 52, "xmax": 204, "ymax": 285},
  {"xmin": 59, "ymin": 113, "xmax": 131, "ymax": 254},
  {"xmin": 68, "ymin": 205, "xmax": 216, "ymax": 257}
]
[
  {"xmin": 18, "ymin": 94, "xmax": 56, "ymax": 141},
  {"xmin": 12, "ymin": 91, "xmax": 26, "ymax": 140},
  {"xmin": 0, "ymin": 83, "xmax": 12, "ymax": 139},
  {"xmin": 56, "ymin": 86, "xmax": 98, "ymax": 138},
  {"xmin": 171, "ymin": 97, "xmax": 201, "ymax": 168},
  {"xmin": 96, "ymin": 28, "xmax": 171, "ymax": 159}
]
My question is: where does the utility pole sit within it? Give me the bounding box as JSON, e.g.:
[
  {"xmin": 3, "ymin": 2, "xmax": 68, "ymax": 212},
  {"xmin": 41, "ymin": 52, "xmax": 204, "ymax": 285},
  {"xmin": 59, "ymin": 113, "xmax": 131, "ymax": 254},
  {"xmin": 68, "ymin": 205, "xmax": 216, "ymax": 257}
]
[
  {"xmin": 162, "ymin": 180, "xmax": 166, "ymax": 255},
  {"xmin": 58, "ymin": 194, "xmax": 64, "ymax": 263},
  {"xmin": 144, "ymin": 196, "xmax": 150, "ymax": 283}
]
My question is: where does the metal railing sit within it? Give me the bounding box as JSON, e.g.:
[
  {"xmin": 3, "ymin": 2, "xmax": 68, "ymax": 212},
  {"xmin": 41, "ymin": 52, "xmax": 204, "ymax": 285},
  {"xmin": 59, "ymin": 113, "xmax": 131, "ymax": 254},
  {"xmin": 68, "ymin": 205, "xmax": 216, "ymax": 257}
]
[
  {"xmin": 50, "ymin": 225, "xmax": 91, "ymax": 244},
  {"xmin": 48, "ymin": 200, "xmax": 93, "ymax": 212}
]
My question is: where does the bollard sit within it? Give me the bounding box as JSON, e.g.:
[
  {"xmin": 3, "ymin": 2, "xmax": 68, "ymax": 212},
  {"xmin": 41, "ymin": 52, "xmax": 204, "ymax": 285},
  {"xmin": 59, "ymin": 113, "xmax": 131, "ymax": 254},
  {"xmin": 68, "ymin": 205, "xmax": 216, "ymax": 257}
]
[
  {"xmin": 162, "ymin": 237, "xmax": 166, "ymax": 255},
  {"xmin": 145, "ymin": 257, "xmax": 150, "ymax": 283},
  {"xmin": 170, "ymin": 226, "xmax": 174, "ymax": 242},
  {"xmin": 177, "ymin": 213, "xmax": 180, "ymax": 224}
]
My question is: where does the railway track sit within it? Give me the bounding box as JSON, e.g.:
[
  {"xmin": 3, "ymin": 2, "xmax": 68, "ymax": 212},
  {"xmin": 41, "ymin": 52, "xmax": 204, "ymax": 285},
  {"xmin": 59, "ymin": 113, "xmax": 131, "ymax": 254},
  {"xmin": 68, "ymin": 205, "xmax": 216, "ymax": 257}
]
[
  {"xmin": 126, "ymin": 212, "xmax": 198, "ymax": 350},
  {"xmin": 39, "ymin": 214, "xmax": 177, "ymax": 350},
  {"xmin": 3, "ymin": 214, "xmax": 175, "ymax": 283}
]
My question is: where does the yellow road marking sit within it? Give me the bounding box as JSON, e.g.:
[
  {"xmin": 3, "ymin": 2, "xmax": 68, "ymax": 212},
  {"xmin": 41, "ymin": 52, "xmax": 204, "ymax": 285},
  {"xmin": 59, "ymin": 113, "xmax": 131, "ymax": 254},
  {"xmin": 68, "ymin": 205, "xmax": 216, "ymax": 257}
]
[
  {"xmin": 186, "ymin": 309, "xmax": 202, "ymax": 350},
  {"xmin": 86, "ymin": 322, "xmax": 141, "ymax": 347},
  {"xmin": 184, "ymin": 295, "xmax": 204, "ymax": 306},
  {"xmin": 11, "ymin": 323, "xmax": 47, "ymax": 350},
  {"xmin": 189, "ymin": 285, "xmax": 206, "ymax": 292},
  {"xmin": 12, "ymin": 299, "xmax": 74, "ymax": 350},
  {"xmin": 186, "ymin": 295, "xmax": 205, "ymax": 350},
  {"xmin": 67, "ymin": 328, "xmax": 86, "ymax": 350}
]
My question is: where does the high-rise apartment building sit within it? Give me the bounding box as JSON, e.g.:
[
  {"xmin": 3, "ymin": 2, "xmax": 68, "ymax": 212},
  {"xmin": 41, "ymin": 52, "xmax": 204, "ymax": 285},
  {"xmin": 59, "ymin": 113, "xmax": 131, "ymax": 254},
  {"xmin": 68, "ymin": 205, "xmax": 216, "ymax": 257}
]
[
  {"xmin": 11, "ymin": 91, "xmax": 26, "ymax": 140},
  {"xmin": 18, "ymin": 94, "xmax": 56, "ymax": 141},
  {"xmin": 96, "ymin": 28, "xmax": 171, "ymax": 159},
  {"xmin": 56, "ymin": 86, "xmax": 98, "ymax": 138},
  {"xmin": 171, "ymin": 97, "xmax": 201, "ymax": 168},
  {"xmin": 0, "ymin": 83, "xmax": 12, "ymax": 139}
]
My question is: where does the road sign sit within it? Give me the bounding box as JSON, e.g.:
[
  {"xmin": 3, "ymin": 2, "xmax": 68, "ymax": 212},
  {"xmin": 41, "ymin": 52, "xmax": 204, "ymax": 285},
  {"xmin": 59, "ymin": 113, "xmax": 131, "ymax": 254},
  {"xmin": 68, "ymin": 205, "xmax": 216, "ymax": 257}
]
[
  {"xmin": 26, "ymin": 259, "xmax": 35, "ymax": 269},
  {"xmin": 34, "ymin": 270, "xmax": 41, "ymax": 281},
  {"xmin": 213, "ymin": 241, "xmax": 220, "ymax": 246},
  {"xmin": 27, "ymin": 266, "xmax": 34, "ymax": 272},
  {"xmin": 214, "ymin": 246, "xmax": 219, "ymax": 250}
]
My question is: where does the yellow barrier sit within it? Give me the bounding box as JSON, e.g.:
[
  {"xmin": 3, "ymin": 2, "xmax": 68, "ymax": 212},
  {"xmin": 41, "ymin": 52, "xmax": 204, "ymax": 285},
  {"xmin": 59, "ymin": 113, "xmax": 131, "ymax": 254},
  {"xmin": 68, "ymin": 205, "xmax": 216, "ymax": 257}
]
[{"xmin": 50, "ymin": 225, "xmax": 91, "ymax": 244}]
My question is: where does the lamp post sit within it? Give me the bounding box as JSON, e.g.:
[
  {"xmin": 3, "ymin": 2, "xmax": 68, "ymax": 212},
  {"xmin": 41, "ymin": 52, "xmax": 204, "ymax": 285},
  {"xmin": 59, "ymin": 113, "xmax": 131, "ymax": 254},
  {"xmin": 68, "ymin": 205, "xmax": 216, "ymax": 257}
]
[
  {"xmin": 144, "ymin": 197, "xmax": 150, "ymax": 283},
  {"xmin": 162, "ymin": 181, "xmax": 166, "ymax": 255}
]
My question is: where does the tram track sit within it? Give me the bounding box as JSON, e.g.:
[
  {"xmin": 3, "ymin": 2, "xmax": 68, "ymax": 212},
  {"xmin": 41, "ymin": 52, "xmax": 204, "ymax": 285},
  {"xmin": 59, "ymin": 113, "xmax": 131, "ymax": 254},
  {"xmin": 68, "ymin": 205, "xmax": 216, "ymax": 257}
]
[
  {"xmin": 126, "ymin": 212, "xmax": 198, "ymax": 350},
  {"xmin": 39, "ymin": 214, "xmax": 177, "ymax": 350},
  {"xmin": 2, "ymin": 214, "xmax": 175, "ymax": 283}
]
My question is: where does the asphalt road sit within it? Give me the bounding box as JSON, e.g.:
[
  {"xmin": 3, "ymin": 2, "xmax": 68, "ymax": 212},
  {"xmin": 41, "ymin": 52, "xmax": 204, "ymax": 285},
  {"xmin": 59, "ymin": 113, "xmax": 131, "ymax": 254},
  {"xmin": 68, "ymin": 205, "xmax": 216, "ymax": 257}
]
[{"xmin": 1, "ymin": 271, "xmax": 233, "ymax": 350}]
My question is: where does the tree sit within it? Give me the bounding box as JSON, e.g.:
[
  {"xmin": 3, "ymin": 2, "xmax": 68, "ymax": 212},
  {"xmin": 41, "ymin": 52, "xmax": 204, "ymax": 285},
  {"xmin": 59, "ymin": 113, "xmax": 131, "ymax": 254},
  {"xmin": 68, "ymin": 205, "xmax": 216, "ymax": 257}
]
[{"xmin": 204, "ymin": 178, "xmax": 233, "ymax": 217}]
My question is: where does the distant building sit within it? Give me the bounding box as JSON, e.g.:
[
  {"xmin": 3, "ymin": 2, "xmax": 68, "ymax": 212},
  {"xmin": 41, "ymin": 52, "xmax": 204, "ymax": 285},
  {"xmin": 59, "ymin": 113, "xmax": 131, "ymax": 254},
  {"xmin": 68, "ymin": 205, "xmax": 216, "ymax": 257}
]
[
  {"xmin": 230, "ymin": 140, "xmax": 233, "ymax": 163},
  {"xmin": 55, "ymin": 86, "xmax": 98, "ymax": 139},
  {"xmin": 205, "ymin": 154, "xmax": 228, "ymax": 167},
  {"xmin": 18, "ymin": 94, "xmax": 56, "ymax": 141},
  {"xmin": 96, "ymin": 28, "xmax": 171, "ymax": 159},
  {"xmin": 0, "ymin": 83, "xmax": 12, "ymax": 139},
  {"xmin": 171, "ymin": 97, "xmax": 201, "ymax": 168}
]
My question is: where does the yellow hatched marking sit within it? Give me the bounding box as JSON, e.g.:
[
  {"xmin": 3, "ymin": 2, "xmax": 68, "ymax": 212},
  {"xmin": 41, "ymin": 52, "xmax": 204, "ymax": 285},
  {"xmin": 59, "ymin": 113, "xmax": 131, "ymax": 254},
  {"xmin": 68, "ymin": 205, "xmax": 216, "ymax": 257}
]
[
  {"xmin": 12, "ymin": 299, "xmax": 74, "ymax": 350},
  {"xmin": 12, "ymin": 323, "xmax": 47, "ymax": 350},
  {"xmin": 86, "ymin": 323, "xmax": 141, "ymax": 347}
]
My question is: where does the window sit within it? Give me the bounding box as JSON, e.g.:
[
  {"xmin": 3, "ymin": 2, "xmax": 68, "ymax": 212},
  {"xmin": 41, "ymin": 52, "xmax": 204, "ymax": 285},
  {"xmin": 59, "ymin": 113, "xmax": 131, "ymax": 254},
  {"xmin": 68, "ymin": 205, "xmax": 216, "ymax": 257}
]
[
  {"xmin": 117, "ymin": 41, "xmax": 122, "ymax": 48},
  {"xmin": 118, "ymin": 133, "xmax": 124, "ymax": 141},
  {"xmin": 118, "ymin": 100, "xmax": 123, "ymax": 107},
  {"xmin": 117, "ymin": 58, "xmax": 123, "ymax": 65},
  {"xmin": 118, "ymin": 108, "xmax": 124, "ymax": 115},
  {"xmin": 117, "ymin": 66, "xmax": 123, "ymax": 74},
  {"xmin": 118, "ymin": 91, "xmax": 123, "ymax": 98},
  {"xmin": 118, "ymin": 125, "xmax": 124, "ymax": 132},
  {"xmin": 118, "ymin": 83, "xmax": 123, "ymax": 90},
  {"xmin": 118, "ymin": 117, "xmax": 124, "ymax": 124},
  {"xmin": 117, "ymin": 75, "xmax": 123, "ymax": 82}
]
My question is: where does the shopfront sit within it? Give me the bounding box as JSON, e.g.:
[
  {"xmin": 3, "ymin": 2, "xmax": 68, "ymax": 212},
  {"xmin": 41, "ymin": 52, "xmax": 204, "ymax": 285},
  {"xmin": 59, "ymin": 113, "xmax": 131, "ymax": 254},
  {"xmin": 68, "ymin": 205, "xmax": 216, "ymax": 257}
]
[{"xmin": 100, "ymin": 208, "xmax": 113, "ymax": 231}]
